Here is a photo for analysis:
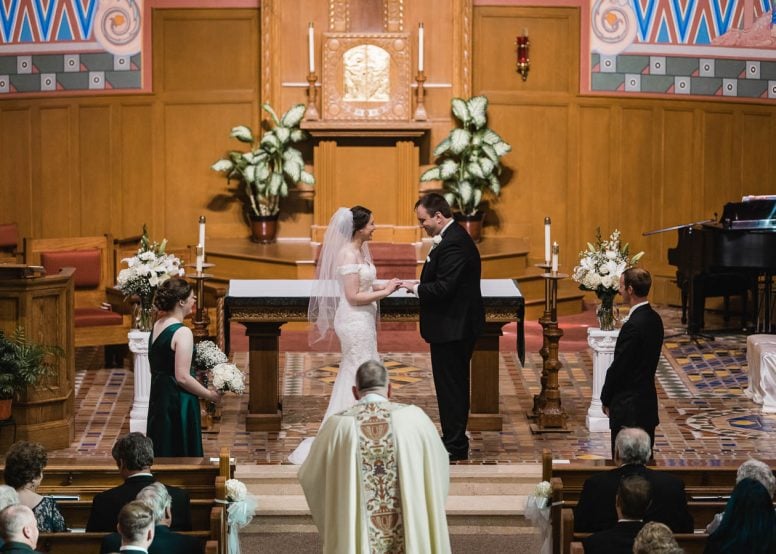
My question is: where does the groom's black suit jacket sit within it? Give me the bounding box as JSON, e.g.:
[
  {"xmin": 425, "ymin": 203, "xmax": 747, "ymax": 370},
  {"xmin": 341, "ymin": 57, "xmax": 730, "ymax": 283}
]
[
  {"xmin": 600, "ymin": 303, "xmax": 664, "ymax": 432},
  {"xmin": 418, "ymin": 221, "xmax": 484, "ymax": 343}
]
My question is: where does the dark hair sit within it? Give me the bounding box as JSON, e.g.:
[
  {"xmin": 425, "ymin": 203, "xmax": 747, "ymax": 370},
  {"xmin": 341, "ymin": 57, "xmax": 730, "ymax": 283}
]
[
  {"xmin": 3, "ymin": 441, "xmax": 47, "ymax": 489},
  {"xmin": 710, "ymin": 478, "xmax": 776, "ymax": 553},
  {"xmin": 415, "ymin": 193, "xmax": 452, "ymax": 218},
  {"xmin": 112, "ymin": 432, "xmax": 154, "ymax": 470},
  {"xmin": 350, "ymin": 206, "xmax": 372, "ymax": 237},
  {"xmin": 153, "ymin": 277, "xmax": 192, "ymax": 311},
  {"xmin": 617, "ymin": 475, "xmax": 651, "ymax": 519},
  {"xmin": 623, "ymin": 267, "xmax": 652, "ymax": 297}
]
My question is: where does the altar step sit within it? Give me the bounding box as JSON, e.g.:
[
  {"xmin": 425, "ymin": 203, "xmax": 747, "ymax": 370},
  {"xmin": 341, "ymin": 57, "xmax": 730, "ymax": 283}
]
[{"xmin": 236, "ymin": 463, "xmax": 542, "ymax": 535}]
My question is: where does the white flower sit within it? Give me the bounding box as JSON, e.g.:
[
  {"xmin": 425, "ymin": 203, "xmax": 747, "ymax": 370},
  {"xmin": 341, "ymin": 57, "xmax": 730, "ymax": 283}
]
[
  {"xmin": 433, "ymin": 235, "xmax": 443, "ymax": 245},
  {"xmin": 534, "ymin": 480, "xmax": 552, "ymax": 499},
  {"xmin": 210, "ymin": 363, "xmax": 246, "ymax": 394},
  {"xmin": 225, "ymin": 479, "xmax": 248, "ymax": 502}
]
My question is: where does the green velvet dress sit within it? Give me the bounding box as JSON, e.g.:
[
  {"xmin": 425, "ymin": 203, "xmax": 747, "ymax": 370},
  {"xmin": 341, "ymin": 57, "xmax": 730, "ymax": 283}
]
[{"xmin": 147, "ymin": 323, "xmax": 203, "ymax": 457}]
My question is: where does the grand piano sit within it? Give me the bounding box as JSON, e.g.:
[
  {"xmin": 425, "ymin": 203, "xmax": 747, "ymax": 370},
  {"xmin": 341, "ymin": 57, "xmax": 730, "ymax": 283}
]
[{"xmin": 667, "ymin": 197, "xmax": 776, "ymax": 334}]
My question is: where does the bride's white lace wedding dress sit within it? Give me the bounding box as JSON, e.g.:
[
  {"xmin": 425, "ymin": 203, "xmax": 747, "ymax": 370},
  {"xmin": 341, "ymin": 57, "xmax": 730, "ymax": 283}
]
[{"xmin": 288, "ymin": 261, "xmax": 379, "ymax": 465}]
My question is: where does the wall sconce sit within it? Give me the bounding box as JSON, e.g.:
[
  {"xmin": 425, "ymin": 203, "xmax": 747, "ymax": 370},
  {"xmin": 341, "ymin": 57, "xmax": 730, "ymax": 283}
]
[{"xmin": 516, "ymin": 29, "xmax": 530, "ymax": 81}]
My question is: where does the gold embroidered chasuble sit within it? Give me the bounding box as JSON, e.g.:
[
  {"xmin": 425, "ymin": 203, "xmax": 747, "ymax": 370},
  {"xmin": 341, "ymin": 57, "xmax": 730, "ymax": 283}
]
[{"xmin": 299, "ymin": 400, "xmax": 451, "ymax": 554}]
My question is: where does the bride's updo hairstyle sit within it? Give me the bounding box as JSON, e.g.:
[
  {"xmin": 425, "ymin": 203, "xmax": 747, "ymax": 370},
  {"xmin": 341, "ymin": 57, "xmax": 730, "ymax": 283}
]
[
  {"xmin": 153, "ymin": 277, "xmax": 192, "ymax": 311},
  {"xmin": 350, "ymin": 206, "xmax": 372, "ymax": 237}
]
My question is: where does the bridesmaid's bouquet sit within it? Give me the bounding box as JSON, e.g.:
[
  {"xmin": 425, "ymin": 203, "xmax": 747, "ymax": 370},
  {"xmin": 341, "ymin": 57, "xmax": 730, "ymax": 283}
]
[
  {"xmin": 193, "ymin": 340, "xmax": 228, "ymax": 372},
  {"xmin": 192, "ymin": 340, "xmax": 245, "ymax": 394},
  {"xmin": 211, "ymin": 363, "xmax": 246, "ymax": 394}
]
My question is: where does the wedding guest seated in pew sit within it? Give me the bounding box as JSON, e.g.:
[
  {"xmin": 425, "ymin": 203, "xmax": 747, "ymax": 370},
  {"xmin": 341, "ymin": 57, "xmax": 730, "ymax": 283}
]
[
  {"xmin": 100, "ymin": 483, "xmax": 203, "ymax": 554},
  {"xmin": 86, "ymin": 433, "xmax": 192, "ymax": 532},
  {"xmin": 705, "ymin": 458, "xmax": 775, "ymax": 534},
  {"xmin": 582, "ymin": 475, "xmax": 650, "ymax": 554},
  {"xmin": 105, "ymin": 501, "xmax": 155, "ymax": 554},
  {"xmin": 0, "ymin": 505, "xmax": 41, "ymax": 554},
  {"xmin": 632, "ymin": 522, "xmax": 682, "ymax": 554},
  {"xmin": 0, "ymin": 487, "xmax": 19, "ymax": 550},
  {"xmin": 574, "ymin": 428, "xmax": 693, "ymax": 533},
  {"xmin": 3, "ymin": 442, "xmax": 66, "ymax": 533},
  {"xmin": 705, "ymin": 478, "xmax": 776, "ymax": 554}
]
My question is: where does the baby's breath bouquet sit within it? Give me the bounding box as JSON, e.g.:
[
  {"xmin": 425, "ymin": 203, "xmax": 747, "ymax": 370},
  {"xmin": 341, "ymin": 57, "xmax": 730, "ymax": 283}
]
[
  {"xmin": 116, "ymin": 225, "xmax": 185, "ymax": 331},
  {"xmin": 211, "ymin": 363, "xmax": 246, "ymax": 395},
  {"xmin": 525, "ymin": 480, "xmax": 553, "ymax": 554},
  {"xmin": 571, "ymin": 228, "xmax": 644, "ymax": 330},
  {"xmin": 193, "ymin": 341, "xmax": 228, "ymax": 374},
  {"xmin": 223, "ymin": 479, "xmax": 257, "ymax": 554}
]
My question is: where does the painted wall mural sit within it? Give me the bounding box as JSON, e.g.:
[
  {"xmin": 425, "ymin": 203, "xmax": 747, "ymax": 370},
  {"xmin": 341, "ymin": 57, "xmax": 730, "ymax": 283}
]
[
  {"xmin": 0, "ymin": 0, "xmax": 146, "ymax": 96},
  {"xmin": 585, "ymin": 0, "xmax": 776, "ymax": 100}
]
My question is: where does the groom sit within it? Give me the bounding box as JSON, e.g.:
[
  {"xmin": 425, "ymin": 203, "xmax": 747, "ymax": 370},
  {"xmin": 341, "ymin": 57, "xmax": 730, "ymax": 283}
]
[{"xmin": 407, "ymin": 193, "xmax": 485, "ymax": 461}]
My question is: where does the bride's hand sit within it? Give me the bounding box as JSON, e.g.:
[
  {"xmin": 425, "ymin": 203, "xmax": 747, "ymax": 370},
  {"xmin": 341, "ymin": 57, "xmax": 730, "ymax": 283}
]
[
  {"xmin": 400, "ymin": 280, "xmax": 418, "ymax": 291},
  {"xmin": 383, "ymin": 278, "xmax": 401, "ymax": 295}
]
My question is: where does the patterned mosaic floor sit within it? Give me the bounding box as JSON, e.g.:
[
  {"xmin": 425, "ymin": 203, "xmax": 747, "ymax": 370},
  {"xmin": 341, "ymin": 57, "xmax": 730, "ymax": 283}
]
[{"xmin": 49, "ymin": 306, "xmax": 776, "ymax": 466}]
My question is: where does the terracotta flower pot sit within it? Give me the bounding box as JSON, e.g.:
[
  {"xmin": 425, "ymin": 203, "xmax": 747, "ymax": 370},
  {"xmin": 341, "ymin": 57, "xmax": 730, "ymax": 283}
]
[
  {"xmin": 453, "ymin": 211, "xmax": 485, "ymax": 242},
  {"xmin": 249, "ymin": 214, "xmax": 279, "ymax": 244},
  {"xmin": 0, "ymin": 398, "xmax": 12, "ymax": 421}
]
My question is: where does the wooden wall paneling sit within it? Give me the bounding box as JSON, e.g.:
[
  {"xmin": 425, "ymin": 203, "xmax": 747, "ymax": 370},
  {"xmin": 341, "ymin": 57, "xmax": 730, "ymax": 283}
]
[
  {"xmin": 701, "ymin": 110, "xmax": 737, "ymax": 219},
  {"xmin": 38, "ymin": 106, "xmax": 74, "ymax": 238},
  {"xmin": 576, "ymin": 105, "xmax": 613, "ymax": 246},
  {"xmin": 78, "ymin": 106, "xmax": 113, "ymax": 236},
  {"xmin": 0, "ymin": 109, "xmax": 33, "ymax": 235},
  {"xmin": 741, "ymin": 112, "xmax": 774, "ymax": 195},
  {"xmin": 120, "ymin": 104, "xmax": 155, "ymax": 238}
]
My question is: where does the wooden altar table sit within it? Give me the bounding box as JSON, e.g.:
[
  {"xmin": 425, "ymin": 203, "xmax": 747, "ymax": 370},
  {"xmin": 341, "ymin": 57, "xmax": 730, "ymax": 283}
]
[{"xmin": 225, "ymin": 279, "xmax": 524, "ymax": 432}]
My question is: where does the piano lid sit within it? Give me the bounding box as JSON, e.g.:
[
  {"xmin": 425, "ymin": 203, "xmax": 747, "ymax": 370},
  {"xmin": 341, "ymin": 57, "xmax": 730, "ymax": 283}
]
[{"xmin": 716, "ymin": 198, "xmax": 776, "ymax": 231}]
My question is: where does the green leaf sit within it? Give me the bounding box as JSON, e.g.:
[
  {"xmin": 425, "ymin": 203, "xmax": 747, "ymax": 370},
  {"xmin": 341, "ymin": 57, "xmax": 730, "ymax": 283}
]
[
  {"xmin": 443, "ymin": 192, "xmax": 457, "ymax": 208},
  {"xmin": 290, "ymin": 129, "xmax": 306, "ymax": 142},
  {"xmin": 449, "ymin": 129, "xmax": 471, "ymax": 154},
  {"xmin": 488, "ymin": 174, "xmax": 501, "ymax": 195},
  {"xmin": 260, "ymin": 132, "xmax": 280, "ymax": 150},
  {"xmin": 459, "ymin": 180, "xmax": 473, "ymax": 204},
  {"xmin": 280, "ymin": 104, "xmax": 306, "ymax": 127},
  {"xmin": 300, "ymin": 170, "xmax": 316, "ymax": 185},
  {"xmin": 275, "ymin": 127, "xmax": 291, "ymax": 144},
  {"xmin": 243, "ymin": 165, "xmax": 257, "ymax": 183},
  {"xmin": 467, "ymin": 161, "xmax": 484, "ymax": 179},
  {"xmin": 230, "ymin": 125, "xmax": 254, "ymax": 143},
  {"xmin": 480, "ymin": 129, "xmax": 502, "ymax": 145},
  {"xmin": 467, "ymin": 96, "xmax": 488, "ymax": 128},
  {"xmin": 211, "ymin": 159, "xmax": 233, "ymax": 173},
  {"xmin": 493, "ymin": 141, "xmax": 512, "ymax": 157},
  {"xmin": 420, "ymin": 167, "xmax": 441, "ymax": 182},
  {"xmin": 433, "ymin": 138, "xmax": 451, "ymax": 158},
  {"xmin": 439, "ymin": 159, "xmax": 458, "ymax": 180},
  {"xmin": 255, "ymin": 163, "xmax": 271, "ymax": 182},
  {"xmin": 451, "ymin": 97, "xmax": 469, "ymax": 124},
  {"xmin": 478, "ymin": 157, "xmax": 495, "ymax": 177},
  {"xmin": 283, "ymin": 159, "xmax": 302, "ymax": 182},
  {"xmin": 481, "ymin": 144, "xmax": 498, "ymax": 163},
  {"xmin": 279, "ymin": 181, "xmax": 289, "ymax": 197},
  {"xmin": 262, "ymin": 103, "xmax": 280, "ymax": 125},
  {"xmin": 472, "ymin": 188, "xmax": 482, "ymax": 208},
  {"xmin": 269, "ymin": 172, "xmax": 284, "ymax": 195}
]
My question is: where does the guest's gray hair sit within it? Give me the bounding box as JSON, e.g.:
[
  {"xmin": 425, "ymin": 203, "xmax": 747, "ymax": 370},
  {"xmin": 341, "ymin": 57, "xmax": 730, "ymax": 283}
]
[
  {"xmin": 0, "ymin": 486, "xmax": 19, "ymax": 511},
  {"xmin": 356, "ymin": 360, "xmax": 388, "ymax": 393},
  {"xmin": 737, "ymin": 459, "xmax": 776, "ymax": 497},
  {"xmin": 0, "ymin": 504, "xmax": 35, "ymax": 541},
  {"xmin": 633, "ymin": 521, "xmax": 682, "ymax": 554},
  {"xmin": 615, "ymin": 428, "xmax": 651, "ymax": 465},
  {"xmin": 135, "ymin": 482, "xmax": 171, "ymax": 523}
]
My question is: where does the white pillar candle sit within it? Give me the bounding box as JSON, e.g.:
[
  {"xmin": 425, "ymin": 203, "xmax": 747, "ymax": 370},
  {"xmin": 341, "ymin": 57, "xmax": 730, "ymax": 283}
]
[
  {"xmin": 418, "ymin": 23, "xmax": 424, "ymax": 72},
  {"xmin": 308, "ymin": 22, "xmax": 315, "ymax": 74},
  {"xmin": 551, "ymin": 242, "xmax": 559, "ymax": 273},
  {"xmin": 544, "ymin": 216, "xmax": 551, "ymax": 265},
  {"xmin": 198, "ymin": 215, "xmax": 206, "ymax": 258},
  {"xmin": 196, "ymin": 244, "xmax": 203, "ymax": 274}
]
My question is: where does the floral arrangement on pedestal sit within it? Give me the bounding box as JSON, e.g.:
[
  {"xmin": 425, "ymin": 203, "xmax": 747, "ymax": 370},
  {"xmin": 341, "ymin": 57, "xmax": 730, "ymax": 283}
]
[
  {"xmin": 223, "ymin": 478, "xmax": 257, "ymax": 554},
  {"xmin": 571, "ymin": 228, "xmax": 644, "ymax": 331},
  {"xmin": 116, "ymin": 226, "xmax": 185, "ymax": 332}
]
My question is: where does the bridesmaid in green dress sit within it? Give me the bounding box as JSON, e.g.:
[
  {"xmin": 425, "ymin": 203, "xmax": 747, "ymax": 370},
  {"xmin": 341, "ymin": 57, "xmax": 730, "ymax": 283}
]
[{"xmin": 147, "ymin": 277, "xmax": 220, "ymax": 457}]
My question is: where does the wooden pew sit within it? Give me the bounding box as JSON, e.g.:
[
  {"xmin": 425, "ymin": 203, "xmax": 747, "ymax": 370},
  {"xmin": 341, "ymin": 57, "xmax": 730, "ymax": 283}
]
[
  {"xmin": 30, "ymin": 447, "xmax": 234, "ymax": 554},
  {"xmin": 570, "ymin": 533, "xmax": 708, "ymax": 554}
]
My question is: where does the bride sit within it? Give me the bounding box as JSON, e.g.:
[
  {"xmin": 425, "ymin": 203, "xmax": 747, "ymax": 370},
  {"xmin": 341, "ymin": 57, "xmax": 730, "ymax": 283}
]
[{"xmin": 288, "ymin": 206, "xmax": 400, "ymax": 464}]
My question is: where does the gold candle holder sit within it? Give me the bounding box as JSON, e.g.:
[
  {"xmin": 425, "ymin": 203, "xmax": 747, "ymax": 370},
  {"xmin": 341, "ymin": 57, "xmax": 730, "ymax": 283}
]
[
  {"xmin": 413, "ymin": 70, "xmax": 428, "ymax": 121},
  {"xmin": 304, "ymin": 72, "xmax": 320, "ymax": 121}
]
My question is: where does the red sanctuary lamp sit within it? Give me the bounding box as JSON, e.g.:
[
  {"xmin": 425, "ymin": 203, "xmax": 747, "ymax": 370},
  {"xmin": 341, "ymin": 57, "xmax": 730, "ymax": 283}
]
[{"xmin": 516, "ymin": 30, "xmax": 530, "ymax": 81}]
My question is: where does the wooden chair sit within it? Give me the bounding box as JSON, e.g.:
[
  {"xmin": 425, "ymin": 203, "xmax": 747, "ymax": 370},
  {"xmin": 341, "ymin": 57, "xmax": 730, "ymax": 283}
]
[
  {"xmin": 0, "ymin": 223, "xmax": 21, "ymax": 263},
  {"xmin": 24, "ymin": 235, "xmax": 131, "ymax": 366}
]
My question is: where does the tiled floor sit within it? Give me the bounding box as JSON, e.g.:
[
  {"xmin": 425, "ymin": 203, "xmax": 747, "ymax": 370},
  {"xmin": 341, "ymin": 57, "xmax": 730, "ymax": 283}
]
[{"xmin": 52, "ymin": 305, "xmax": 776, "ymax": 466}]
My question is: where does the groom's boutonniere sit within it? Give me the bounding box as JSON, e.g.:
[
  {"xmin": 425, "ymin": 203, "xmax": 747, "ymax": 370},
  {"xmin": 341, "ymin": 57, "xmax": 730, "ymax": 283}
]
[{"xmin": 426, "ymin": 234, "xmax": 443, "ymax": 262}]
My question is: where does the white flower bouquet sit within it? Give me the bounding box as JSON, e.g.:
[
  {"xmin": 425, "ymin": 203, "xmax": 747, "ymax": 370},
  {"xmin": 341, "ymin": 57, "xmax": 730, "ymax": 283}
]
[
  {"xmin": 226, "ymin": 479, "xmax": 248, "ymax": 502},
  {"xmin": 525, "ymin": 480, "xmax": 554, "ymax": 554},
  {"xmin": 210, "ymin": 362, "xmax": 246, "ymax": 395},
  {"xmin": 223, "ymin": 479, "xmax": 257, "ymax": 554},
  {"xmin": 571, "ymin": 228, "xmax": 643, "ymax": 296},
  {"xmin": 116, "ymin": 225, "xmax": 185, "ymax": 304},
  {"xmin": 193, "ymin": 341, "xmax": 229, "ymax": 373}
]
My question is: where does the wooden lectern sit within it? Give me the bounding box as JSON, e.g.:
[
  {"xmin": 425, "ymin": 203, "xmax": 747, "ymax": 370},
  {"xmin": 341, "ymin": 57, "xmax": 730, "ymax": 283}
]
[{"xmin": 0, "ymin": 267, "xmax": 76, "ymax": 449}]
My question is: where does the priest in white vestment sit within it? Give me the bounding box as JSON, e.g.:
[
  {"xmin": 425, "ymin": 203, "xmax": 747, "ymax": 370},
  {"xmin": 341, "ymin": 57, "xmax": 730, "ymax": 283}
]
[{"xmin": 298, "ymin": 360, "xmax": 452, "ymax": 554}]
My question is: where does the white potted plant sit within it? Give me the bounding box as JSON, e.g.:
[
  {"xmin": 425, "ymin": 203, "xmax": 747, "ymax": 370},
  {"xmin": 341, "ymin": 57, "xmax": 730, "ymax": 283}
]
[
  {"xmin": 212, "ymin": 103, "xmax": 315, "ymax": 243},
  {"xmin": 420, "ymin": 95, "xmax": 512, "ymax": 241}
]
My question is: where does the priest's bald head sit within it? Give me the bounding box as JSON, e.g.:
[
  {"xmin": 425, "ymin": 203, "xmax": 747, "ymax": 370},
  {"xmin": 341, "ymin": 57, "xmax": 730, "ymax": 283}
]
[{"xmin": 352, "ymin": 360, "xmax": 392, "ymax": 400}]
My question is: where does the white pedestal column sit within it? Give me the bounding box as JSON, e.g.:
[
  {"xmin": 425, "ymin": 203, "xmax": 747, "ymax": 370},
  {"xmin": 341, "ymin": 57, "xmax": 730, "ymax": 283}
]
[
  {"xmin": 586, "ymin": 328, "xmax": 619, "ymax": 432},
  {"xmin": 128, "ymin": 330, "xmax": 151, "ymax": 434}
]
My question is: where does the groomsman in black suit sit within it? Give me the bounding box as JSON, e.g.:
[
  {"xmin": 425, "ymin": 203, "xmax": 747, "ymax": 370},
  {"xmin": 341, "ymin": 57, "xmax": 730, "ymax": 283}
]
[
  {"xmin": 601, "ymin": 268, "xmax": 664, "ymax": 458},
  {"xmin": 406, "ymin": 193, "xmax": 485, "ymax": 461}
]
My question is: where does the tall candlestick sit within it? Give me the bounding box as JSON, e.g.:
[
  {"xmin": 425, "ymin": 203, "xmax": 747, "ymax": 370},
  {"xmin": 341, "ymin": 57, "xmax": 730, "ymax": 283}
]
[
  {"xmin": 308, "ymin": 22, "xmax": 315, "ymax": 74},
  {"xmin": 544, "ymin": 217, "xmax": 551, "ymax": 265},
  {"xmin": 551, "ymin": 242, "xmax": 559, "ymax": 273},
  {"xmin": 198, "ymin": 215, "xmax": 206, "ymax": 258},
  {"xmin": 196, "ymin": 244, "xmax": 203, "ymax": 274},
  {"xmin": 418, "ymin": 23, "xmax": 425, "ymax": 72}
]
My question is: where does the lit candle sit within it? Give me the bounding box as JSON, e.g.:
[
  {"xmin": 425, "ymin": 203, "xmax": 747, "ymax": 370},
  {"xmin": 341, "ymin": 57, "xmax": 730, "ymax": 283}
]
[
  {"xmin": 544, "ymin": 217, "xmax": 551, "ymax": 265},
  {"xmin": 523, "ymin": 27, "xmax": 529, "ymax": 36},
  {"xmin": 198, "ymin": 215, "xmax": 206, "ymax": 259},
  {"xmin": 196, "ymin": 244, "xmax": 203, "ymax": 274},
  {"xmin": 551, "ymin": 242, "xmax": 559, "ymax": 273},
  {"xmin": 418, "ymin": 23, "xmax": 424, "ymax": 72},
  {"xmin": 308, "ymin": 22, "xmax": 315, "ymax": 74}
]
